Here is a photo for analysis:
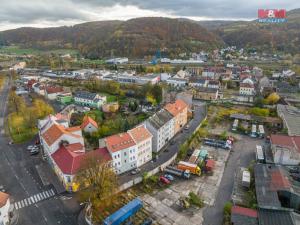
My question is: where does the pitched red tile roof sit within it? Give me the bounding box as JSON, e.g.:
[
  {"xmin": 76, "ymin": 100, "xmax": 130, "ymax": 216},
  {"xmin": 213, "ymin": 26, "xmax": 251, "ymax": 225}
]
[
  {"xmin": 231, "ymin": 206, "xmax": 258, "ymax": 218},
  {"xmin": 65, "ymin": 126, "xmax": 82, "ymax": 133},
  {"xmin": 128, "ymin": 125, "xmax": 152, "ymax": 144},
  {"xmin": 164, "ymin": 99, "xmax": 188, "ymax": 117},
  {"xmin": 0, "ymin": 192, "xmax": 9, "ymax": 208},
  {"xmin": 81, "ymin": 116, "xmax": 98, "ymax": 129},
  {"xmin": 45, "ymin": 86, "xmax": 64, "ymax": 94},
  {"xmin": 270, "ymin": 134, "xmax": 300, "ymax": 153},
  {"xmin": 52, "ymin": 144, "xmax": 111, "ymax": 175},
  {"xmin": 42, "ymin": 123, "xmax": 82, "ymax": 146},
  {"xmin": 105, "ymin": 133, "xmax": 135, "ymax": 153}
]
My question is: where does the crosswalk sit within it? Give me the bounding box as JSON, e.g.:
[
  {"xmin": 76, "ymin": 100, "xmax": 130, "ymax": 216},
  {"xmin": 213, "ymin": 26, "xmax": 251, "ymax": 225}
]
[{"xmin": 13, "ymin": 189, "xmax": 56, "ymax": 210}]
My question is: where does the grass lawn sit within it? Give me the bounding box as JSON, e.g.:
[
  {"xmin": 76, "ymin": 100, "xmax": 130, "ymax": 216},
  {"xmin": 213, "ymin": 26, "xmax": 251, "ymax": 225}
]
[
  {"xmin": 7, "ymin": 113, "xmax": 38, "ymax": 143},
  {"xmin": 100, "ymin": 93, "xmax": 117, "ymax": 103}
]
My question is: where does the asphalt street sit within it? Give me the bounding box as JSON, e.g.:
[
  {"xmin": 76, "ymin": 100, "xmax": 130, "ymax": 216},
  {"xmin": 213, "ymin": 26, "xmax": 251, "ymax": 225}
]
[
  {"xmin": 202, "ymin": 136, "xmax": 264, "ymax": 225},
  {"xmin": 0, "ymin": 75, "xmax": 79, "ymax": 225}
]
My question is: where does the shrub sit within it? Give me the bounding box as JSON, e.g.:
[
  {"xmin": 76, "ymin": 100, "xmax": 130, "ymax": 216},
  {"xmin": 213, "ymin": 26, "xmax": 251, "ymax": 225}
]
[{"xmin": 188, "ymin": 192, "xmax": 204, "ymax": 208}]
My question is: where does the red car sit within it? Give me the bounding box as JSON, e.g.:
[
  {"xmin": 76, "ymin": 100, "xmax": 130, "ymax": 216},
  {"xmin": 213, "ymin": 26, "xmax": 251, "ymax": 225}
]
[{"xmin": 160, "ymin": 176, "xmax": 170, "ymax": 184}]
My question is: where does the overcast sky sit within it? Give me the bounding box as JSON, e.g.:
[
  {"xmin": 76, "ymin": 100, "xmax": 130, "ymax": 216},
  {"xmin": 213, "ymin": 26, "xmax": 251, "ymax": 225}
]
[{"xmin": 0, "ymin": 0, "xmax": 299, "ymax": 31}]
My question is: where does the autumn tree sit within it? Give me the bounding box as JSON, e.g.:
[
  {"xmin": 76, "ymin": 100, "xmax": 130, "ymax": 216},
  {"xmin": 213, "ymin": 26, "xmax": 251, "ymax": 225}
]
[
  {"xmin": 8, "ymin": 91, "xmax": 26, "ymax": 114},
  {"xmin": 265, "ymin": 92, "xmax": 280, "ymax": 105},
  {"xmin": 75, "ymin": 155, "xmax": 118, "ymax": 222}
]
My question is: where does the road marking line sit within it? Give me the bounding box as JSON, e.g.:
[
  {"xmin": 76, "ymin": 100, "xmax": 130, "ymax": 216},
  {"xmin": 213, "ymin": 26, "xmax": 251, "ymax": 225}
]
[
  {"xmin": 45, "ymin": 191, "xmax": 50, "ymax": 198},
  {"xmin": 36, "ymin": 194, "xmax": 41, "ymax": 201},
  {"xmin": 50, "ymin": 189, "xmax": 55, "ymax": 196},
  {"xmin": 38, "ymin": 193, "xmax": 44, "ymax": 200},
  {"xmin": 33, "ymin": 195, "xmax": 38, "ymax": 202},
  {"xmin": 42, "ymin": 192, "xmax": 47, "ymax": 198},
  {"xmin": 31, "ymin": 196, "xmax": 35, "ymax": 203},
  {"xmin": 14, "ymin": 203, "xmax": 19, "ymax": 210},
  {"xmin": 17, "ymin": 202, "xmax": 21, "ymax": 209},
  {"xmin": 27, "ymin": 198, "xmax": 32, "ymax": 205},
  {"xmin": 24, "ymin": 199, "xmax": 28, "ymax": 206},
  {"xmin": 20, "ymin": 200, "xmax": 24, "ymax": 208}
]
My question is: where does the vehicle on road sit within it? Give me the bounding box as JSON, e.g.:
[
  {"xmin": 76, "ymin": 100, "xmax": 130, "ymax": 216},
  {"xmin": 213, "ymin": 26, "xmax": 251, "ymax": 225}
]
[
  {"xmin": 170, "ymin": 140, "xmax": 175, "ymax": 145},
  {"xmin": 30, "ymin": 149, "xmax": 39, "ymax": 155},
  {"xmin": 130, "ymin": 168, "xmax": 141, "ymax": 175},
  {"xmin": 27, "ymin": 145, "xmax": 35, "ymax": 150},
  {"xmin": 8, "ymin": 141, "xmax": 14, "ymax": 145},
  {"xmin": 164, "ymin": 174, "xmax": 174, "ymax": 181},
  {"xmin": 288, "ymin": 166, "xmax": 299, "ymax": 174},
  {"xmin": 184, "ymin": 125, "xmax": 189, "ymax": 130},
  {"xmin": 159, "ymin": 176, "xmax": 170, "ymax": 184}
]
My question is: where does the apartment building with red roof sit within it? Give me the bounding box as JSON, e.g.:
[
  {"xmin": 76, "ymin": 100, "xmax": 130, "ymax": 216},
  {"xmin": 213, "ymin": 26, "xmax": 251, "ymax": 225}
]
[
  {"xmin": 128, "ymin": 125, "xmax": 153, "ymax": 167},
  {"xmin": 51, "ymin": 143, "xmax": 111, "ymax": 192},
  {"xmin": 0, "ymin": 192, "xmax": 10, "ymax": 225},
  {"xmin": 164, "ymin": 99, "xmax": 188, "ymax": 134}
]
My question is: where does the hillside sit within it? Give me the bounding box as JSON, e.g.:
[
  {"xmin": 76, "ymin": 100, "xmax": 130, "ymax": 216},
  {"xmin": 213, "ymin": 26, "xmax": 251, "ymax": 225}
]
[
  {"xmin": 207, "ymin": 8, "xmax": 300, "ymax": 54},
  {"xmin": 0, "ymin": 17, "xmax": 223, "ymax": 58}
]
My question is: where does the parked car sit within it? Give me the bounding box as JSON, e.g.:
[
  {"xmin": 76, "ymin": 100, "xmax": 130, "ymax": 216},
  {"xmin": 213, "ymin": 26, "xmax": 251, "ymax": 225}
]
[
  {"xmin": 291, "ymin": 174, "xmax": 300, "ymax": 182},
  {"xmin": 184, "ymin": 125, "xmax": 189, "ymax": 130},
  {"xmin": 130, "ymin": 168, "xmax": 141, "ymax": 175},
  {"xmin": 170, "ymin": 140, "xmax": 175, "ymax": 145},
  {"xmin": 289, "ymin": 167, "xmax": 299, "ymax": 174},
  {"xmin": 30, "ymin": 149, "xmax": 39, "ymax": 155},
  {"xmin": 8, "ymin": 141, "xmax": 14, "ymax": 145},
  {"xmin": 159, "ymin": 176, "xmax": 170, "ymax": 184},
  {"xmin": 164, "ymin": 174, "xmax": 174, "ymax": 181},
  {"xmin": 27, "ymin": 145, "xmax": 35, "ymax": 150}
]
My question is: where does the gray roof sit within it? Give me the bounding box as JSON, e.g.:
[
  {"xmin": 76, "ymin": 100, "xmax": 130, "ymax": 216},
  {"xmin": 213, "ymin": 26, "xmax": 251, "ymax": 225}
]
[
  {"xmin": 74, "ymin": 91, "xmax": 97, "ymax": 100},
  {"xmin": 196, "ymin": 87, "xmax": 218, "ymax": 93},
  {"xmin": 277, "ymin": 104, "xmax": 300, "ymax": 136},
  {"xmin": 147, "ymin": 109, "xmax": 173, "ymax": 130},
  {"xmin": 189, "ymin": 77, "xmax": 206, "ymax": 84},
  {"xmin": 258, "ymin": 209, "xmax": 295, "ymax": 225},
  {"xmin": 254, "ymin": 164, "xmax": 286, "ymax": 208}
]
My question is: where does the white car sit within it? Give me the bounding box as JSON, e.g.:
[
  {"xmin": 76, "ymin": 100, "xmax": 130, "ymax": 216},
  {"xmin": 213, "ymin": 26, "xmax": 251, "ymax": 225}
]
[{"xmin": 27, "ymin": 145, "xmax": 35, "ymax": 150}]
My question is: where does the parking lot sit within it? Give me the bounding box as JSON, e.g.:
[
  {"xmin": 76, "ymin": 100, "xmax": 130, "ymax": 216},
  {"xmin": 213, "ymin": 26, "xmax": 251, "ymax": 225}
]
[{"xmin": 141, "ymin": 145, "xmax": 230, "ymax": 225}]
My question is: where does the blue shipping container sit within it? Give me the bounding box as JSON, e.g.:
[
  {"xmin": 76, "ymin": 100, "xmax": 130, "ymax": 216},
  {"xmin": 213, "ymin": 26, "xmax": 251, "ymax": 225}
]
[{"xmin": 103, "ymin": 198, "xmax": 143, "ymax": 225}]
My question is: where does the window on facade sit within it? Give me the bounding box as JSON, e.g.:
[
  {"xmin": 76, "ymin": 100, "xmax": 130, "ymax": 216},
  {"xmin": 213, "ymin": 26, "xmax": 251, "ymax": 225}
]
[{"xmin": 124, "ymin": 152, "xmax": 127, "ymax": 156}]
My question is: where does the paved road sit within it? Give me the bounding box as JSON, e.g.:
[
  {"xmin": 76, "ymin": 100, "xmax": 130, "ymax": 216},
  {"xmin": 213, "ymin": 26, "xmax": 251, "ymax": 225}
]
[
  {"xmin": 119, "ymin": 103, "xmax": 207, "ymax": 184},
  {"xmin": 202, "ymin": 136, "xmax": 264, "ymax": 225},
  {"xmin": 0, "ymin": 75, "xmax": 79, "ymax": 225}
]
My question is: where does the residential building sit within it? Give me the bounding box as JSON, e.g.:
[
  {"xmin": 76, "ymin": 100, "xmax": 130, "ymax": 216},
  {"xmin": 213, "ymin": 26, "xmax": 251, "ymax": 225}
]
[
  {"xmin": 101, "ymin": 133, "xmax": 137, "ymax": 174},
  {"xmin": 52, "ymin": 144, "xmax": 111, "ymax": 192},
  {"xmin": 40, "ymin": 122, "xmax": 84, "ymax": 158},
  {"xmin": 56, "ymin": 92, "xmax": 73, "ymax": 105},
  {"xmin": 45, "ymin": 86, "xmax": 64, "ymax": 100},
  {"xmin": 207, "ymin": 80, "xmax": 220, "ymax": 89},
  {"xmin": 74, "ymin": 91, "xmax": 107, "ymax": 109},
  {"xmin": 0, "ymin": 192, "xmax": 10, "ymax": 225},
  {"xmin": 166, "ymin": 77, "xmax": 187, "ymax": 87},
  {"xmin": 102, "ymin": 102, "xmax": 119, "ymax": 113},
  {"xmin": 105, "ymin": 58, "xmax": 128, "ymax": 64},
  {"xmin": 270, "ymin": 134, "xmax": 300, "ymax": 165},
  {"xmin": 145, "ymin": 109, "xmax": 175, "ymax": 152},
  {"xmin": 188, "ymin": 77, "xmax": 207, "ymax": 87},
  {"xmin": 239, "ymin": 83, "xmax": 255, "ymax": 95},
  {"xmin": 128, "ymin": 125, "xmax": 153, "ymax": 167},
  {"xmin": 81, "ymin": 116, "xmax": 98, "ymax": 133},
  {"xmin": 32, "ymin": 83, "xmax": 45, "ymax": 95},
  {"xmin": 277, "ymin": 104, "xmax": 300, "ymax": 136},
  {"xmin": 193, "ymin": 87, "xmax": 219, "ymax": 100},
  {"xmin": 164, "ymin": 99, "xmax": 188, "ymax": 134}
]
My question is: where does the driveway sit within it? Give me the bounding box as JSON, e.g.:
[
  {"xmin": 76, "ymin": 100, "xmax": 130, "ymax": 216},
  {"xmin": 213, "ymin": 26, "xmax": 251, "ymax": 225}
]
[{"xmin": 202, "ymin": 135, "xmax": 264, "ymax": 225}]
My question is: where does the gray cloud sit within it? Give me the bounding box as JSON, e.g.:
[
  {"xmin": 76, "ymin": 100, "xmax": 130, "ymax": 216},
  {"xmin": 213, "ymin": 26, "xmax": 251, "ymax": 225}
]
[{"xmin": 0, "ymin": 0, "xmax": 299, "ymax": 30}]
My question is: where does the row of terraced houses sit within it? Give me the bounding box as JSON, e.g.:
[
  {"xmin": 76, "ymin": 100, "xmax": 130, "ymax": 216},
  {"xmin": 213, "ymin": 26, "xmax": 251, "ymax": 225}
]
[{"xmin": 38, "ymin": 99, "xmax": 188, "ymax": 192}]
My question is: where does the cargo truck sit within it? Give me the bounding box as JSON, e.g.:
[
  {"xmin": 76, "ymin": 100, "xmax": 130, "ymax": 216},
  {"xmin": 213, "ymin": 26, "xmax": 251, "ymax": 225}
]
[
  {"xmin": 177, "ymin": 161, "xmax": 201, "ymax": 176},
  {"xmin": 164, "ymin": 166, "xmax": 190, "ymax": 179}
]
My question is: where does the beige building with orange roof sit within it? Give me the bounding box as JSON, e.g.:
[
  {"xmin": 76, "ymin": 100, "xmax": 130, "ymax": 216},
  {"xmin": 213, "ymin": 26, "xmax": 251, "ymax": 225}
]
[
  {"xmin": 164, "ymin": 99, "xmax": 188, "ymax": 134},
  {"xmin": 128, "ymin": 125, "xmax": 153, "ymax": 167}
]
